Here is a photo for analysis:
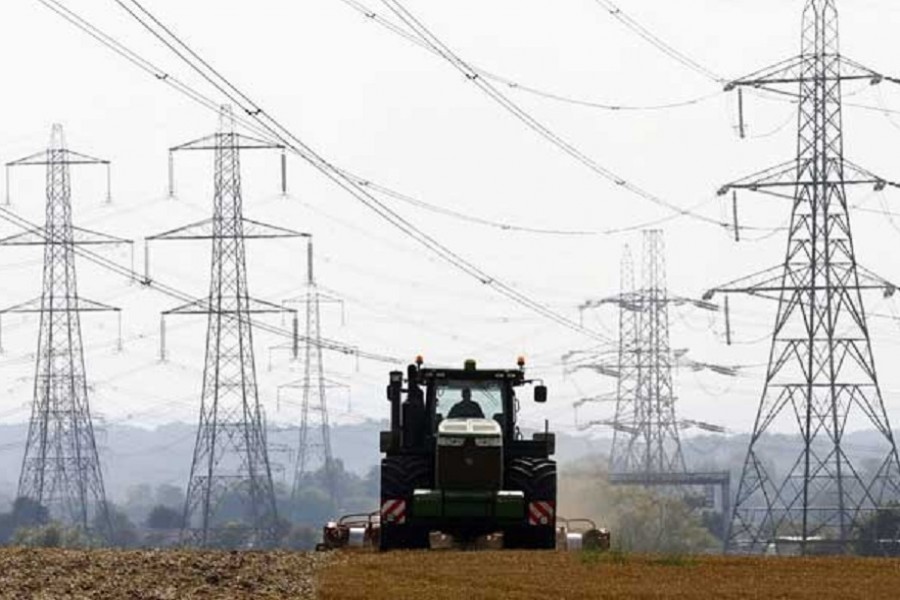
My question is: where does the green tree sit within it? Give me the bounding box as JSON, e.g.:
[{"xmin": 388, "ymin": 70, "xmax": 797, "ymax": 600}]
[
  {"xmin": 284, "ymin": 524, "xmax": 318, "ymax": 550},
  {"xmin": 854, "ymin": 503, "xmax": 900, "ymax": 556},
  {"xmin": 210, "ymin": 521, "xmax": 250, "ymax": 549},
  {"xmin": 124, "ymin": 484, "xmax": 155, "ymax": 518},
  {"xmin": 96, "ymin": 503, "xmax": 140, "ymax": 548},
  {"xmin": 559, "ymin": 457, "xmax": 718, "ymax": 554},
  {"xmin": 154, "ymin": 484, "xmax": 184, "ymax": 509},
  {"xmin": 11, "ymin": 497, "xmax": 49, "ymax": 527},
  {"xmin": 13, "ymin": 523, "xmax": 85, "ymax": 548},
  {"xmin": 146, "ymin": 505, "xmax": 183, "ymax": 530},
  {"xmin": 0, "ymin": 497, "xmax": 50, "ymax": 544}
]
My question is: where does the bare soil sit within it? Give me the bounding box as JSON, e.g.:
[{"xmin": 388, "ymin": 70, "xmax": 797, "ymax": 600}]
[
  {"xmin": 318, "ymin": 550, "xmax": 900, "ymax": 599},
  {"xmin": 0, "ymin": 548, "xmax": 329, "ymax": 599}
]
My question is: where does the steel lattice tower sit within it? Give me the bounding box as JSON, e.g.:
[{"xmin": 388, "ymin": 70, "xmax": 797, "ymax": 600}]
[
  {"xmin": 576, "ymin": 232, "xmax": 704, "ymax": 476},
  {"xmin": 712, "ymin": 0, "xmax": 900, "ymax": 554},
  {"xmin": 631, "ymin": 231, "xmax": 686, "ymax": 475},
  {"xmin": 574, "ymin": 232, "xmax": 731, "ymax": 540},
  {"xmin": 148, "ymin": 106, "xmax": 305, "ymax": 547},
  {"xmin": 280, "ymin": 240, "xmax": 345, "ymax": 512},
  {"xmin": 608, "ymin": 246, "xmax": 642, "ymax": 473},
  {"xmin": 0, "ymin": 125, "xmax": 125, "ymax": 537}
]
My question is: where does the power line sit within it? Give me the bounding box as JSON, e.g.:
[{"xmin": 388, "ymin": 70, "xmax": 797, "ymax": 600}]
[
  {"xmin": 35, "ymin": 0, "xmax": 618, "ymax": 239},
  {"xmin": 32, "ymin": 0, "xmax": 612, "ymax": 343},
  {"xmin": 336, "ymin": 0, "xmax": 723, "ymax": 112},
  {"xmin": 39, "ymin": 0, "xmax": 780, "ymax": 244},
  {"xmin": 95, "ymin": 0, "xmax": 611, "ymax": 344},
  {"xmin": 350, "ymin": 170, "xmax": 720, "ymax": 236},
  {"xmin": 343, "ymin": 0, "xmax": 900, "ymax": 121},
  {"xmin": 0, "ymin": 204, "xmax": 398, "ymax": 363},
  {"xmin": 379, "ymin": 0, "xmax": 733, "ymax": 231},
  {"xmin": 592, "ymin": 0, "xmax": 723, "ymax": 83}
]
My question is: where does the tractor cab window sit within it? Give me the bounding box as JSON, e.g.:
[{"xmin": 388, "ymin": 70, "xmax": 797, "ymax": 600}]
[{"xmin": 434, "ymin": 382, "xmax": 504, "ymax": 426}]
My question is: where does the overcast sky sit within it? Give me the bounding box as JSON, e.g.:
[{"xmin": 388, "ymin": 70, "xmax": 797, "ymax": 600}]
[{"xmin": 1, "ymin": 0, "xmax": 900, "ymax": 449}]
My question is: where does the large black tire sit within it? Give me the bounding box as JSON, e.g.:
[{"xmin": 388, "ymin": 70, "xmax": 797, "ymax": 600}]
[
  {"xmin": 379, "ymin": 455, "xmax": 431, "ymax": 551},
  {"xmin": 503, "ymin": 457, "xmax": 557, "ymax": 549}
]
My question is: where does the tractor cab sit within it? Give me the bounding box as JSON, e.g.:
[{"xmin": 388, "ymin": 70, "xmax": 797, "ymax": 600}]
[
  {"xmin": 426, "ymin": 361, "xmax": 521, "ymax": 438},
  {"xmin": 381, "ymin": 357, "xmax": 548, "ymax": 456}
]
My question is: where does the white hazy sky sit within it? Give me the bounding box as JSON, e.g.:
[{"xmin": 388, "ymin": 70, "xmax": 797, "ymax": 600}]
[{"xmin": 1, "ymin": 0, "xmax": 900, "ymax": 440}]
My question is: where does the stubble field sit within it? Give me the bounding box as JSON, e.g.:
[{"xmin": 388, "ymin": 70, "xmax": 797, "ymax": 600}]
[{"xmin": 319, "ymin": 550, "xmax": 900, "ymax": 600}]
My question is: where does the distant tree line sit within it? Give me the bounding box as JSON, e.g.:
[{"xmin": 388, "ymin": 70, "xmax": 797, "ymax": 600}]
[{"xmin": 0, "ymin": 460, "xmax": 378, "ymax": 551}]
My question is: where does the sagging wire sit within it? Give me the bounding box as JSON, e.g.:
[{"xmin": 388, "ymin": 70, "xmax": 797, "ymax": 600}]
[
  {"xmin": 337, "ymin": 0, "xmax": 724, "ymax": 112},
  {"xmin": 100, "ymin": 0, "xmax": 614, "ymax": 344},
  {"xmin": 378, "ymin": 0, "xmax": 740, "ymax": 232}
]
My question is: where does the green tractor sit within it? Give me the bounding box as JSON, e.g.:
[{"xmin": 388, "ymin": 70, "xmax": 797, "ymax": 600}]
[{"xmin": 379, "ymin": 357, "xmax": 556, "ymax": 550}]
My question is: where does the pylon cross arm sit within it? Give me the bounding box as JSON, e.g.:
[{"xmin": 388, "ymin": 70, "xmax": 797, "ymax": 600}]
[
  {"xmin": 718, "ymin": 159, "xmax": 898, "ymax": 197},
  {"xmin": 723, "ymin": 55, "xmax": 807, "ymax": 91},
  {"xmin": 668, "ymin": 296, "xmax": 718, "ymax": 311},
  {"xmin": 162, "ymin": 296, "xmax": 293, "ymax": 316},
  {"xmin": 278, "ymin": 376, "xmax": 350, "ymax": 392},
  {"xmin": 703, "ymin": 265, "xmax": 784, "ymax": 301},
  {"xmin": 856, "ymin": 265, "xmax": 899, "ymax": 298},
  {"xmin": 724, "ymin": 54, "xmax": 890, "ymax": 92},
  {"xmin": 170, "ymin": 133, "xmax": 284, "ymax": 153},
  {"xmin": 147, "ymin": 217, "xmax": 309, "ymax": 241},
  {"xmin": 6, "ymin": 148, "xmax": 109, "ymax": 167},
  {"xmin": 704, "ymin": 263, "xmax": 898, "ymax": 302},
  {"xmin": 0, "ymin": 296, "xmax": 120, "ymax": 314},
  {"xmin": 572, "ymin": 393, "xmax": 618, "ymax": 409},
  {"xmin": 0, "ymin": 224, "xmax": 131, "ymax": 247},
  {"xmin": 569, "ymin": 363, "xmax": 621, "ymax": 377}
]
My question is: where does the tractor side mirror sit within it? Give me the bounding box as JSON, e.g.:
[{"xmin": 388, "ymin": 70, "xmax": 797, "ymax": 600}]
[{"xmin": 534, "ymin": 385, "xmax": 547, "ymax": 404}]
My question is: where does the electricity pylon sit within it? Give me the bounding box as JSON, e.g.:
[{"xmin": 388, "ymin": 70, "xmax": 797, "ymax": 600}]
[
  {"xmin": 710, "ymin": 0, "xmax": 900, "ymax": 554},
  {"xmin": 0, "ymin": 125, "xmax": 127, "ymax": 537},
  {"xmin": 279, "ymin": 240, "xmax": 347, "ymax": 513},
  {"xmin": 576, "ymin": 232, "xmax": 710, "ymax": 476},
  {"xmin": 573, "ymin": 245, "xmax": 645, "ymax": 472},
  {"xmin": 148, "ymin": 106, "xmax": 306, "ymax": 547},
  {"xmin": 607, "ymin": 246, "xmax": 642, "ymax": 473},
  {"xmin": 631, "ymin": 230, "xmax": 685, "ymax": 475},
  {"xmin": 574, "ymin": 232, "xmax": 729, "ymax": 541}
]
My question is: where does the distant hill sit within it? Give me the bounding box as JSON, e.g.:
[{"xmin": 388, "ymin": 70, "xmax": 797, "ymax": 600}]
[
  {"xmin": 0, "ymin": 420, "xmax": 607, "ymax": 505},
  {"xmin": 0, "ymin": 420, "xmax": 895, "ymax": 508}
]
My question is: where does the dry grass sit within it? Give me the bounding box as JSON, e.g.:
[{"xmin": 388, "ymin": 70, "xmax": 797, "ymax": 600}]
[
  {"xmin": 0, "ymin": 548, "xmax": 329, "ymax": 599},
  {"xmin": 318, "ymin": 550, "xmax": 900, "ymax": 599}
]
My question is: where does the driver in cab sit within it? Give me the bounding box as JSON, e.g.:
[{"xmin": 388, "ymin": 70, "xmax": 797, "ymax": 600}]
[{"xmin": 447, "ymin": 387, "xmax": 485, "ymax": 419}]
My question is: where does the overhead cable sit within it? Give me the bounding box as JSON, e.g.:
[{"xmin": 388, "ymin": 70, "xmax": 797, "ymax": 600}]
[
  {"xmin": 0, "ymin": 204, "xmax": 399, "ymax": 363},
  {"xmin": 337, "ymin": 0, "xmax": 722, "ymax": 112},
  {"xmin": 592, "ymin": 0, "xmax": 724, "ymax": 83},
  {"xmin": 346, "ymin": 170, "xmax": 720, "ymax": 236},
  {"xmin": 379, "ymin": 0, "xmax": 734, "ymax": 231},
  {"xmin": 346, "ymin": 0, "xmax": 900, "ymax": 121},
  {"xmin": 47, "ymin": 0, "xmax": 612, "ymax": 343}
]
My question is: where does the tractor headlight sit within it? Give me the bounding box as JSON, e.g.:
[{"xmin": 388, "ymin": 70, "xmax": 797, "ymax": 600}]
[
  {"xmin": 474, "ymin": 437, "xmax": 502, "ymax": 447},
  {"xmin": 437, "ymin": 436, "xmax": 466, "ymax": 447}
]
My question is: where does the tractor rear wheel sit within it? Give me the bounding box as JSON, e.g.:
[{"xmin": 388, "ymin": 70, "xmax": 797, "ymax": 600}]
[
  {"xmin": 380, "ymin": 455, "xmax": 431, "ymax": 551},
  {"xmin": 504, "ymin": 457, "xmax": 557, "ymax": 549}
]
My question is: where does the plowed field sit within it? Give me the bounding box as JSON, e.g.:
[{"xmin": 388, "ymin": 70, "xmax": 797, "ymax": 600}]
[
  {"xmin": 319, "ymin": 551, "xmax": 900, "ymax": 599},
  {"xmin": 5, "ymin": 548, "xmax": 900, "ymax": 598},
  {"xmin": 0, "ymin": 548, "xmax": 328, "ymax": 599}
]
